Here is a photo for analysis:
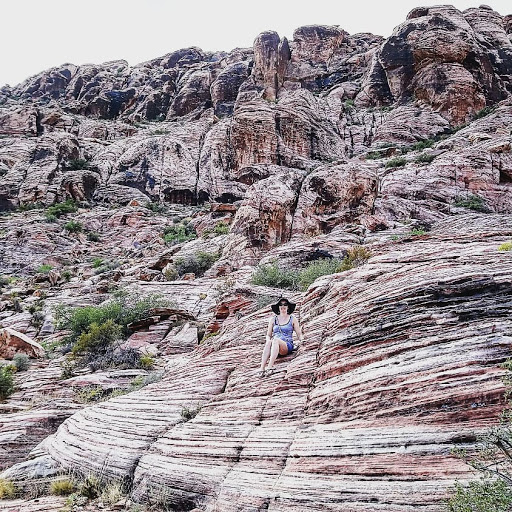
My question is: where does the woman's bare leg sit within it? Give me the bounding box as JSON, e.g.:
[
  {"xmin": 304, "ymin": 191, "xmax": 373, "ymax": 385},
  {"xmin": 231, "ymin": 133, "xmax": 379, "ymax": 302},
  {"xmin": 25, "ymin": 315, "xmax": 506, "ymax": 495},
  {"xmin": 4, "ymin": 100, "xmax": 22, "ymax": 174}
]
[
  {"xmin": 260, "ymin": 339, "xmax": 272, "ymax": 371},
  {"xmin": 267, "ymin": 337, "xmax": 288, "ymax": 370}
]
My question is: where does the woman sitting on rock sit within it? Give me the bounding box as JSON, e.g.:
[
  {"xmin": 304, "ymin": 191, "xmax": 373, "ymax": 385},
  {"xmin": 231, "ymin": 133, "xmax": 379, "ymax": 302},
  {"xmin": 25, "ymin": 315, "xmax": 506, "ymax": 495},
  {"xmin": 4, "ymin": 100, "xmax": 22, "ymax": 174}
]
[{"xmin": 260, "ymin": 297, "xmax": 304, "ymax": 376}]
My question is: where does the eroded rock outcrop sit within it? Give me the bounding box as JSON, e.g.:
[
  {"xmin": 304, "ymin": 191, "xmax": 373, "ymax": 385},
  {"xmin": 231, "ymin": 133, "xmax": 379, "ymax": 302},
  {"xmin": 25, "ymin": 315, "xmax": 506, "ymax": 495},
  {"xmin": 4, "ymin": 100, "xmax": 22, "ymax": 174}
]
[
  {"xmin": 1, "ymin": 6, "xmax": 512, "ymax": 511},
  {"xmin": 4, "ymin": 215, "xmax": 511, "ymax": 511},
  {"xmin": 374, "ymin": 5, "xmax": 512, "ymax": 124}
]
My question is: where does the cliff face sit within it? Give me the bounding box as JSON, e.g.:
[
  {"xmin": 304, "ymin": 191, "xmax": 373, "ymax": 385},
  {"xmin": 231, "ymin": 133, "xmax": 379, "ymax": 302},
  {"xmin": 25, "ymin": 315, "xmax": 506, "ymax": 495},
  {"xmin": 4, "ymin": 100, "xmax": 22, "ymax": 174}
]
[{"xmin": 1, "ymin": 4, "xmax": 512, "ymax": 512}]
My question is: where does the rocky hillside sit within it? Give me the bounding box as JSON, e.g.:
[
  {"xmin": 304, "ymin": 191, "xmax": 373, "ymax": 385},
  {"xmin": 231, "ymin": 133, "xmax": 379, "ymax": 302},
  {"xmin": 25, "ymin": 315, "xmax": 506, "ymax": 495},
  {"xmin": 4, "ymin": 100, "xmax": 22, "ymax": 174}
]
[{"xmin": 1, "ymin": 4, "xmax": 512, "ymax": 512}]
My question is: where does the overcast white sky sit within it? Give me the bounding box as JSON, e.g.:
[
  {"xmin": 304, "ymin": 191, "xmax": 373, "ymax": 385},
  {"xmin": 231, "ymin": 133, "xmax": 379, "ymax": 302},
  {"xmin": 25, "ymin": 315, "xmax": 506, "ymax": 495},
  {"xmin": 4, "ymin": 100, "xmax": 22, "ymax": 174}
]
[{"xmin": 1, "ymin": 1, "xmax": 511, "ymax": 87}]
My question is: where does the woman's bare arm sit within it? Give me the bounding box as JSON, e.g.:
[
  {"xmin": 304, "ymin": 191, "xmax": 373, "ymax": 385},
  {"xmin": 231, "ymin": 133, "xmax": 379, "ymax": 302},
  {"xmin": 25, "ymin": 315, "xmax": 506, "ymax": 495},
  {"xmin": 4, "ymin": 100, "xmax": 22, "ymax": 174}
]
[
  {"xmin": 266, "ymin": 316, "xmax": 274, "ymax": 342},
  {"xmin": 292, "ymin": 316, "xmax": 304, "ymax": 343}
]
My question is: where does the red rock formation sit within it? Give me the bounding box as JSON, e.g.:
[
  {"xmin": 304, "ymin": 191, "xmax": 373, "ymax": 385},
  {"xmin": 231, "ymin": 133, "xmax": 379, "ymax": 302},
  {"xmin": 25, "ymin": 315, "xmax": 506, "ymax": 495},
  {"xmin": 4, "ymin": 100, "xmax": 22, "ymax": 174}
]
[
  {"xmin": 3, "ymin": 215, "xmax": 510, "ymax": 511},
  {"xmin": 1, "ymin": 7, "xmax": 512, "ymax": 511},
  {"xmin": 0, "ymin": 328, "xmax": 45, "ymax": 359}
]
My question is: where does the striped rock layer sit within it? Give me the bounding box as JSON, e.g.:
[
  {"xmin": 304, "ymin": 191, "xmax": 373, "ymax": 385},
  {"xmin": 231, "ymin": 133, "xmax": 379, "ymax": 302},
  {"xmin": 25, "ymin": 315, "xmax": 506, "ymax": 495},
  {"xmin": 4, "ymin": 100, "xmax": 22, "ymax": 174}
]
[{"xmin": 8, "ymin": 214, "xmax": 512, "ymax": 511}]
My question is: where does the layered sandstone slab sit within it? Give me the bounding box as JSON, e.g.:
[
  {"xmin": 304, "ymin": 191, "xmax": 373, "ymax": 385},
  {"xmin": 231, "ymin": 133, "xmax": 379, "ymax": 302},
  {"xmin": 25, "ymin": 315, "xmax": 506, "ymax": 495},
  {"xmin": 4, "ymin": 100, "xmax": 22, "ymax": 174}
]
[{"xmin": 5, "ymin": 214, "xmax": 511, "ymax": 511}]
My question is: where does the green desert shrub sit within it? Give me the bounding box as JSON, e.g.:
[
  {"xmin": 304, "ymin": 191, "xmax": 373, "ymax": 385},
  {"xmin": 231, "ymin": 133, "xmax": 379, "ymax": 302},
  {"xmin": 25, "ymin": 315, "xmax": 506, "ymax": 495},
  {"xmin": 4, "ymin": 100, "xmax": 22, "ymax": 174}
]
[
  {"xmin": 130, "ymin": 371, "xmax": 164, "ymax": 390},
  {"xmin": 78, "ymin": 474, "xmax": 101, "ymax": 499},
  {"xmin": 447, "ymin": 479, "xmax": 512, "ymax": 512},
  {"xmin": 174, "ymin": 251, "xmax": 220, "ymax": 277},
  {"xmin": 36, "ymin": 263, "xmax": 53, "ymax": 274},
  {"xmin": 498, "ymin": 242, "xmax": 512, "ymax": 252},
  {"xmin": 56, "ymin": 292, "xmax": 170, "ymax": 370},
  {"xmin": 55, "ymin": 291, "xmax": 168, "ymax": 341},
  {"xmin": 454, "ymin": 194, "xmax": 489, "ymax": 212},
  {"xmin": 45, "ymin": 200, "xmax": 77, "ymax": 219},
  {"xmin": 474, "ymin": 105, "xmax": 496, "ymax": 120},
  {"xmin": 181, "ymin": 405, "xmax": 202, "ymax": 422},
  {"xmin": 251, "ymin": 262, "xmax": 300, "ymax": 290},
  {"xmin": 401, "ymin": 139, "xmax": 436, "ymax": 153},
  {"xmin": 92, "ymin": 257, "xmax": 104, "ymax": 268},
  {"xmin": 298, "ymin": 258, "xmax": 343, "ymax": 291},
  {"xmin": 13, "ymin": 353, "xmax": 30, "ymax": 371},
  {"xmin": 72, "ymin": 319, "xmax": 122, "ymax": 356},
  {"xmin": 100, "ymin": 482, "xmax": 125, "ymax": 505},
  {"xmin": 139, "ymin": 354, "xmax": 154, "ymax": 369},
  {"xmin": 385, "ymin": 157, "xmax": 407, "ymax": 168},
  {"xmin": 366, "ymin": 151, "xmax": 386, "ymax": 160},
  {"xmin": 61, "ymin": 269, "xmax": 73, "ymax": 281},
  {"xmin": 145, "ymin": 201, "xmax": 168, "ymax": 214},
  {"xmin": 0, "ymin": 478, "xmax": 17, "ymax": 499},
  {"xmin": 338, "ymin": 246, "xmax": 372, "ymax": 271},
  {"xmin": 163, "ymin": 222, "xmax": 196, "ymax": 245},
  {"xmin": 87, "ymin": 231, "xmax": 101, "ymax": 242},
  {"xmin": 94, "ymin": 259, "xmax": 120, "ymax": 275},
  {"xmin": 66, "ymin": 158, "xmax": 90, "ymax": 170},
  {"xmin": 414, "ymin": 153, "xmax": 435, "ymax": 164},
  {"xmin": 64, "ymin": 220, "xmax": 83, "ymax": 233},
  {"xmin": 213, "ymin": 222, "xmax": 229, "ymax": 235},
  {"xmin": 409, "ymin": 228, "xmax": 427, "ymax": 236},
  {"xmin": 0, "ymin": 366, "xmax": 15, "ymax": 401},
  {"xmin": 75, "ymin": 385, "xmax": 111, "ymax": 403}
]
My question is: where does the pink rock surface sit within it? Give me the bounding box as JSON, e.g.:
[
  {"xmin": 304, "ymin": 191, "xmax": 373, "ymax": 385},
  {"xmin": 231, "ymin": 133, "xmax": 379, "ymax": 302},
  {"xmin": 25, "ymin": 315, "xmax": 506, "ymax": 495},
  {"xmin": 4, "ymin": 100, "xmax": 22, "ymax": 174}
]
[
  {"xmin": 5, "ymin": 215, "xmax": 510, "ymax": 511},
  {"xmin": 0, "ymin": 328, "xmax": 45, "ymax": 359}
]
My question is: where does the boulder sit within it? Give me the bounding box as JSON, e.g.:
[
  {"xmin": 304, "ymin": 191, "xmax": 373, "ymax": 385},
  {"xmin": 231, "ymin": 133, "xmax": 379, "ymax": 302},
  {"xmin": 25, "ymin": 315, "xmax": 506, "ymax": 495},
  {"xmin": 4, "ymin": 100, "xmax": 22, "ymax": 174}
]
[{"xmin": 0, "ymin": 327, "xmax": 45, "ymax": 359}]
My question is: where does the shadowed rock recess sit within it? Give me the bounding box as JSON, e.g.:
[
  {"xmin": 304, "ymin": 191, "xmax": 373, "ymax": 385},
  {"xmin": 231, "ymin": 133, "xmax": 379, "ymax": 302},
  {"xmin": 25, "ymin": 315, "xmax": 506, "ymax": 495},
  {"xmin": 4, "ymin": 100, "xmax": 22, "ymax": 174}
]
[{"xmin": 1, "ymin": 4, "xmax": 512, "ymax": 512}]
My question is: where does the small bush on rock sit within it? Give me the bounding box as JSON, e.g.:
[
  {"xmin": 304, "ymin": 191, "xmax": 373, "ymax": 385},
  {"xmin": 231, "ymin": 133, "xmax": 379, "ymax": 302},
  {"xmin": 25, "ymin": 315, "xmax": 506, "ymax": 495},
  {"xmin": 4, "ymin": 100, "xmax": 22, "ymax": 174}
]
[
  {"xmin": 251, "ymin": 262, "xmax": 299, "ymax": 290},
  {"xmin": 447, "ymin": 478, "xmax": 512, "ymax": 512},
  {"xmin": 163, "ymin": 223, "xmax": 196, "ymax": 245},
  {"xmin": 498, "ymin": 242, "xmax": 512, "ymax": 252},
  {"xmin": 72, "ymin": 319, "xmax": 122, "ymax": 356},
  {"xmin": 13, "ymin": 353, "xmax": 30, "ymax": 371},
  {"xmin": 454, "ymin": 194, "xmax": 489, "ymax": 213},
  {"xmin": 0, "ymin": 366, "xmax": 15, "ymax": 401},
  {"xmin": 66, "ymin": 158, "xmax": 90, "ymax": 171},
  {"xmin": 100, "ymin": 482, "xmax": 125, "ymax": 505},
  {"xmin": 175, "ymin": 251, "xmax": 220, "ymax": 277},
  {"xmin": 140, "ymin": 354, "xmax": 154, "ymax": 369},
  {"xmin": 50, "ymin": 478, "xmax": 75, "ymax": 496},
  {"xmin": 414, "ymin": 153, "xmax": 435, "ymax": 164},
  {"xmin": 78, "ymin": 474, "xmax": 101, "ymax": 499},
  {"xmin": 56, "ymin": 292, "xmax": 170, "ymax": 371},
  {"xmin": 298, "ymin": 258, "xmax": 344, "ymax": 291},
  {"xmin": 87, "ymin": 231, "xmax": 101, "ymax": 242},
  {"xmin": 385, "ymin": 157, "xmax": 407, "ymax": 168},
  {"xmin": 181, "ymin": 405, "xmax": 202, "ymax": 422},
  {"xmin": 92, "ymin": 257, "xmax": 103, "ymax": 268},
  {"xmin": 145, "ymin": 201, "xmax": 168, "ymax": 214},
  {"xmin": 45, "ymin": 200, "xmax": 77, "ymax": 219},
  {"xmin": 61, "ymin": 269, "xmax": 72, "ymax": 281},
  {"xmin": 75, "ymin": 385, "xmax": 111, "ymax": 403},
  {"xmin": 56, "ymin": 291, "xmax": 168, "ymax": 341},
  {"xmin": 36, "ymin": 264, "xmax": 53, "ymax": 274},
  {"xmin": 338, "ymin": 246, "xmax": 372, "ymax": 272},
  {"xmin": 64, "ymin": 220, "xmax": 83, "ymax": 233},
  {"xmin": 87, "ymin": 347, "xmax": 145, "ymax": 372},
  {"xmin": 366, "ymin": 151, "xmax": 386, "ymax": 160},
  {"xmin": 214, "ymin": 222, "xmax": 229, "ymax": 235},
  {"xmin": 0, "ymin": 478, "xmax": 17, "ymax": 499},
  {"xmin": 130, "ymin": 371, "xmax": 163, "ymax": 390},
  {"xmin": 94, "ymin": 259, "xmax": 120, "ymax": 275}
]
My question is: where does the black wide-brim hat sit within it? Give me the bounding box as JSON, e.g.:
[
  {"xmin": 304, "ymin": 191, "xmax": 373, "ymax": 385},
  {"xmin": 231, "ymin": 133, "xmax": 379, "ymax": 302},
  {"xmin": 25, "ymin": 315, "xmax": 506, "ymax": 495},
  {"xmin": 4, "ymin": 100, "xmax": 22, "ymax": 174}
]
[{"xmin": 271, "ymin": 298, "xmax": 296, "ymax": 315}]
